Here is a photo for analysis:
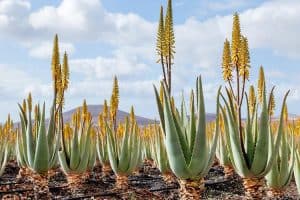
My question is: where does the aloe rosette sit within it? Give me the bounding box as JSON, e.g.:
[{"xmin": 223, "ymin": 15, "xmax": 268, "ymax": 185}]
[
  {"xmin": 96, "ymin": 134, "xmax": 111, "ymax": 175},
  {"xmin": 154, "ymin": 76, "xmax": 221, "ymax": 199},
  {"xmin": 106, "ymin": 118, "xmax": 142, "ymax": 191},
  {"xmin": 16, "ymin": 96, "xmax": 59, "ymax": 199},
  {"xmin": 0, "ymin": 123, "xmax": 10, "ymax": 176},
  {"xmin": 58, "ymin": 110, "xmax": 96, "ymax": 193},
  {"xmin": 220, "ymin": 70, "xmax": 290, "ymax": 199},
  {"xmin": 265, "ymin": 129, "xmax": 295, "ymax": 198}
]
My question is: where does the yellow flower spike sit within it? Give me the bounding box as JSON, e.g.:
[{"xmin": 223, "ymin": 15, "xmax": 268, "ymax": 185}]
[
  {"xmin": 110, "ymin": 76, "xmax": 119, "ymax": 129},
  {"xmin": 130, "ymin": 106, "xmax": 135, "ymax": 125},
  {"xmin": 222, "ymin": 39, "xmax": 232, "ymax": 81},
  {"xmin": 257, "ymin": 66, "xmax": 265, "ymax": 104},
  {"xmin": 156, "ymin": 6, "xmax": 166, "ymax": 60},
  {"xmin": 27, "ymin": 92, "xmax": 32, "ymax": 112},
  {"xmin": 164, "ymin": 0, "xmax": 176, "ymax": 59},
  {"xmin": 103, "ymin": 100, "xmax": 109, "ymax": 121},
  {"xmin": 62, "ymin": 52, "xmax": 70, "ymax": 91},
  {"xmin": 82, "ymin": 99, "xmax": 88, "ymax": 116},
  {"xmin": 248, "ymin": 85, "xmax": 256, "ymax": 115},
  {"xmin": 34, "ymin": 104, "xmax": 39, "ymax": 119},
  {"xmin": 22, "ymin": 101, "xmax": 27, "ymax": 117},
  {"xmin": 239, "ymin": 36, "xmax": 250, "ymax": 79},
  {"xmin": 51, "ymin": 34, "xmax": 60, "ymax": 90},
  {"xmin": 231, "ymin": 12, "xmax": 241, "ymax": 66},
  {"xmin": 56, "ymin": 64, "xmax": 63, "ymax": 101}
]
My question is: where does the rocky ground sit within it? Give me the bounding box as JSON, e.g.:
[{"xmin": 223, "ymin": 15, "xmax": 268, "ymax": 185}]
[{"xmin": 0, "ymin": 161, "xmax": 298, "ymax": 199}]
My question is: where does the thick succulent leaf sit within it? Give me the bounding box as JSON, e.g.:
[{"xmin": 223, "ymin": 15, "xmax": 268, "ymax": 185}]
[
  {"xmin": 251, "ymin": 83, "xmax": 269, "ymax": 175},
  {"xmin": 58, "ymin": 151, "xmax": 71, "ymax": 174},
  {"xmin": 49, "ymin": 133, "xmax": 60, "ymax": 169},
  {"xmin": 265, "ymin": 132, "xmax": 279, "ymax": 187},
  {"xmin": 0, "ymin": 147, "xmax": 9, "ymax": 176},
  {"xmin": 153, "ymin": 85, "xmax": 165, "ymax": 133},
  {"xmin": 127, "ymin": 131, "xmax": 141, "ymax": 173},
  {"xmin": 76, "ymin": 139, "xmax": 91, "ymax": 173},
  {"xmin": 33, "ymin": 104, "xmax": 49, "ymax": 173},
  {"xmin": 279, "ymin": 132, "xmax": 288, "ymax": 181},
  {"xmin": 188, "ymin": 78, "xmax": 209, "ymax": 175},
  {"xmin": 97, "ymin": 135, "xmax": 108, "ymax": 164},
  {"xmin": 70, "ymin": 125, "xmax": 80, "ymax": 170},
  {"xmin": 26, "ymin": 111, "xmax": 34, "ymax": 167},
  {"xmin": 106, "ymin": 125, "xmax": 118, "ymax": 173},
  {"xmin": 118, "ymin": 120, "xmax": 130, "ymax": 172},
  {"xmin": 261, "ymin": 91, "xmax": 289, "ymax": 176},
  {"xmin": 294, "ymin": 150, "xmax": 300, "ymax": 194},
  {"xmin": 188, "ymin": 91, "xmax": 196, "ymax": 155},
  {"xmin": 47, "ymin": 98, "xmax": 56, "ymax": 153},
  {"xmin": 162, "ymin": 84, "xmax": 189, "ymax": 179},
  {"xmin": 244, "ymin": 95, "xmax": 255, "ymax": 166},
  {"xmin": 221, "ymin": 93, "xmax": 250, "ymax": 177}
]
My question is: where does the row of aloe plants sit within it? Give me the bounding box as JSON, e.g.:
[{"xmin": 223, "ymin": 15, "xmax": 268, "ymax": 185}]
[{"xmin": 0, "ymin": 6, "xmax": 299, "ymax": 200}]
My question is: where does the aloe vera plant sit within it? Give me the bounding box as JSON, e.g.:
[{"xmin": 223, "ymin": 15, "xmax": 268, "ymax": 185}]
[
  {"xmin": 96, "ymin": 100, "xmax": 113, "ymax": 177},
  {"xmin": 106, "ymin": 117, "xmax": 142, "ymax": 191},
  {"xmin": 221, "ymin": 68, "xmax": 290, "ymax": 199},
  {"xmin": 154, "ymin": 77, "xmax": 221, "ymax": 199},
  {"xmin": 0, "ymin": 117, "xmax": 13, "ymax": 176},
  {"xmin": 58, "ymin": 104, "xmax": 96, "ymax": 193},
  {"xmin": 265, "ymin": 126, "xmax": 295, "ymax": 198},
  {"xmin": 16, "ymin": 94, "xmax": 59, "ymax": 199}
]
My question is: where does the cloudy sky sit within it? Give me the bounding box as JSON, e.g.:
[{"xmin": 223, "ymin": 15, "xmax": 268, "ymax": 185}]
[{"xmin": 0, "ymin": 0, "xmax": 299, "ymax": 121}]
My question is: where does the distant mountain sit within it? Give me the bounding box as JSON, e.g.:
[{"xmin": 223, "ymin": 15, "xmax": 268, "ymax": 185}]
[
  {"xmin": 63, "ymin": 105, "xmax": 217, "ymax": 126},
  {"xmin": 63, "ymin": 105, "xmax": 157, "ymax": 126}
]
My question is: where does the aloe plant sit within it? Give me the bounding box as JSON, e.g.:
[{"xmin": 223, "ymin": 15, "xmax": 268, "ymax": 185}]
[
  {"xmin": 220, "ymin": 68, "xmax": 290, "ymax": 199},
  {"xmin": 265, "ymin": 127, "xmax": 294, "ymax": 198},
  {"xmin": 154, "ymin": 76, "xmax": 220, "ymax": 199},
  {"xmin": 58, "ymin": 106, "xmax": 96, "ymax": 193},
  {"xmin": 96, "ymin": 128, "xmax": 111, "ymax": 176},
  {"xmin": 0, "ymin": 118, "xmax": 12, "ymax": 176},
  {"xmin": 16, "ymin": 94, "xmax": 59, "ymax": 199},
  {"xmin": 106, "ymin": 117, "xmax": 142, "ymax": 191}
]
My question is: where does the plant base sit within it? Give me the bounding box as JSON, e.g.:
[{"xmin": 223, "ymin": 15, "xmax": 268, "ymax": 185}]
[
  {"xmin": 48, "ymin": 169, "xmax": 57, "ymax": 178},
  {"xmin": 67, "ymin": 173, "xmax": 83, "ymax": 194},
  {"xmin": 102, "ymin": 164, "xmax": 111, "ymax": 176},
  {"xmin": 223, "ymin": 165, "xmax": 235, "ymax": 178},
  {"xmin": 116, "ymin": 174, "xmax": 129, "ymax": 191},
  {"xmin": 28, "ymin": 171, "xmax": 50, "ymax": 200},
  {"xmin": 267, "ymin": 188, "xmax": 285, "ymax": 199},
  {"xmin": 162, "ymin": 172, "xmax": 177, "ymax": 185},
  {"xmin": 242, "ymin": 177, "xmax": 265, "ymax": 199},
  {"xmin": 179, "ymin": 179, "xmax": 205, "ymax": 200},
  {"xmin": 16, "ymin": 167, "xmax": 31, "ymax": 182}
]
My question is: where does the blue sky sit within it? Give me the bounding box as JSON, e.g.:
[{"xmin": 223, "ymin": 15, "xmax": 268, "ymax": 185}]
[{"xmin": 0, "ymin": 0, "xmax": 299, "ymax": 122}]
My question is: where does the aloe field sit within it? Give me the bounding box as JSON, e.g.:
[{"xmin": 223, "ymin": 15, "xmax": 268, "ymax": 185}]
[{"xmin": 0, "ymin": 0, "xmax": 300, "ymax": 199}]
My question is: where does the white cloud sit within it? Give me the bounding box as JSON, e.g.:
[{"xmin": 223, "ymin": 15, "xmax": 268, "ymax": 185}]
[
  {"xmin": 1, "ymin": 0, "xmax": 300, "ymax": 120},
  {"xmin": 70, "ymin": 54, "xmax": 148, "ymax": 80},
  {"xmin": 29, "ymin": 41, "xmax": 75, "ymax": 59}
]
